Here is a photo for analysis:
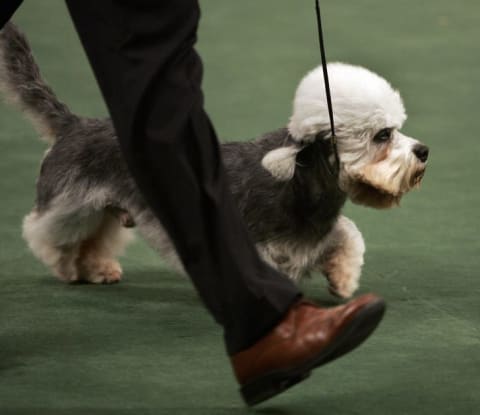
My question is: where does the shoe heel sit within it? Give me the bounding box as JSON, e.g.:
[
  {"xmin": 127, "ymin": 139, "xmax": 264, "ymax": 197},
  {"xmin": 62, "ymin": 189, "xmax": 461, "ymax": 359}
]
[{"xmin": 240, "ymin": 370, "xmax": 311, "ymax": 406}]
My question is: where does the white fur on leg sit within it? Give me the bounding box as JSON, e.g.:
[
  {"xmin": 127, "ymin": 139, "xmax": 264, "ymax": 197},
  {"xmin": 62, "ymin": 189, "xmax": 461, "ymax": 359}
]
[
  {"xmin": 22, "ymin": 199, "xmax": 132, "ymax": 283},
  {"xmin": 76, "ymin": 213, "xmax": 134, "ymax": 284},
  {"xmin": 317, "ymin": 215, "xmax": 365, "ymax": 298},
  {"xmin": 22, "ymin": 208, "xmax": 101, "ymax": 282}
]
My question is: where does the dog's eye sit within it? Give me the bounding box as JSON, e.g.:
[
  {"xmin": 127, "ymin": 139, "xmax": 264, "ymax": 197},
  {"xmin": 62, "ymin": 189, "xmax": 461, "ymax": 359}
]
[{"xmin": 373, "ymin": 128, "xmax": 393, "ymax": 142}]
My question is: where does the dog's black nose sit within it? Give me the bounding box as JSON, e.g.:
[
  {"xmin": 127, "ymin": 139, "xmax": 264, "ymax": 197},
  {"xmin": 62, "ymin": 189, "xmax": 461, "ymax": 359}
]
[{"xmin": 413, "ymin": 144, "xmax": 429, "ymax": 162}]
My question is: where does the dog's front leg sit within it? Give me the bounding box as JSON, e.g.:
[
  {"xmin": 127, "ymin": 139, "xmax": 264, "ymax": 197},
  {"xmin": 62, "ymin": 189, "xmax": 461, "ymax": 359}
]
[{"xmin": 316, "ymin": 216, "xmax": 365, "ymax": 298}]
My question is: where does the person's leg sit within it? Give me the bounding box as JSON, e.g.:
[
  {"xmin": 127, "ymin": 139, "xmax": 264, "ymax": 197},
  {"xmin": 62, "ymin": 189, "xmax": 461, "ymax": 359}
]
[
  {"xmin": 0, "ymin": 0, "xmax": 22, "ymax": 29},
  {"xmin": 65, "ymin": 0, "xmax": 301, "ymax": 355}
]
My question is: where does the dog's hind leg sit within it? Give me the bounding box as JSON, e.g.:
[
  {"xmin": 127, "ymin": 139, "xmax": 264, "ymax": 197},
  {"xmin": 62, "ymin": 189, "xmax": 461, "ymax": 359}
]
[
  {"xmin": 316, "ymin": 215, "xmax": 365, "ymax": 298},
  {"xmin": 76, "ymin": 211, "xmax": 134, "ymax": 284},
  {"xmin": 23, "ymin": 206, "xmax": 104, "ymax": 282}
]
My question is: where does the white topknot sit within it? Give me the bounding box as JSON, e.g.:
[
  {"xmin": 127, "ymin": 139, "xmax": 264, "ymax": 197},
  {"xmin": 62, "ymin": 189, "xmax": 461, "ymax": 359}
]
[{"xmin": 288, "ymin": 62, "xmax": 407, "ymax": 141}]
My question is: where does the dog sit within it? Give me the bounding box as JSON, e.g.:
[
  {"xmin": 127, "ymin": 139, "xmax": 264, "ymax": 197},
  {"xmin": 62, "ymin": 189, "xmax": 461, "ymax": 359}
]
[{"xmin": 0, "ymin": 23, "xmax": 428, "ymax": 298}]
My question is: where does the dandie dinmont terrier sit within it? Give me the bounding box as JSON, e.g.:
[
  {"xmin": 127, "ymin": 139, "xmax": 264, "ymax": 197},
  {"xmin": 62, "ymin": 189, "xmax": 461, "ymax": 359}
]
[{"xmin": 0, "ymin": 23, "xmax": 428, "ymax": 298}]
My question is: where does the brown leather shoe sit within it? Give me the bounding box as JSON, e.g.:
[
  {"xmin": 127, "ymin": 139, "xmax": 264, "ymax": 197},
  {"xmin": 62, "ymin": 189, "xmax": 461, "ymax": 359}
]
[{"xmin": 231, "ymin": 293, "xmax": 386, "ymax": 406}]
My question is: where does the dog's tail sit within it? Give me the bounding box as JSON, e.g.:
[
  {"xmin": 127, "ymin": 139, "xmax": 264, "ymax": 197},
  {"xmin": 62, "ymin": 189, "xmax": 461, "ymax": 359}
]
[{"xmin": 0, "ymin": 22, "xmax": 78, "ymax": 144}]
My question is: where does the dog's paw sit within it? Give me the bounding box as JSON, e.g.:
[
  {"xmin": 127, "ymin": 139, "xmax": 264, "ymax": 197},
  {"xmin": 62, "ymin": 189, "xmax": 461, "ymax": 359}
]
[
  {"xmin": 321, "ymin": 248, "xmax": 362, "ymax": 299},
  {"xmin": 327, "ymin": 277, "xmax": 359, "ymax": 299},
  {"xmin": 53, "ymin": 259, "xmax": 80, "ymax": 283},
  {"xmin": 80, "ymin": 259, "xmax": 123, "ymax": 284},
  {"xmin": 54, "ymin": 268, "xmax": 80, "ymax": 283}
]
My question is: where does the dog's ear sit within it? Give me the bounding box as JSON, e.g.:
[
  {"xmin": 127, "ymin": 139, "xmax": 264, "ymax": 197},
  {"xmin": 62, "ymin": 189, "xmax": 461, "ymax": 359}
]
[
  {"xmin": 261, "ymin": 146, "xmax": 302, "ymax": 181},
  {"xmin": 288, "ymin": 115, "xmax": 324, "ymax": 143}
]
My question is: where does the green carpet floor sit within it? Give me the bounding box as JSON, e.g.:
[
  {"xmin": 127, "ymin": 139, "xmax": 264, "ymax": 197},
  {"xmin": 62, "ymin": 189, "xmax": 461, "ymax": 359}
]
[{"xmin": 0, "ymin": 1, "xmax": 478, "ymax": 414}]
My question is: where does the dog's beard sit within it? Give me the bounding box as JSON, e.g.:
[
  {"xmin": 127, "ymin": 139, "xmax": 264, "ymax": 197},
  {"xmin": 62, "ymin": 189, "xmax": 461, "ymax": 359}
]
[
  {"xmin": 342, "ymin": 159, "xmax": 426, "ymax": 209},
  {"xmin": 347, "ymin": 180, "xmax": 402, "ymax": 209}
]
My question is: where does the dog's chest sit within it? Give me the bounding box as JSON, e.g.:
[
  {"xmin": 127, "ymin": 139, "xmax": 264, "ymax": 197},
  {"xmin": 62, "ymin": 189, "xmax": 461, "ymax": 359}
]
[{"xmin": 257, "ymin": 236, "xmax": 327, "ymax": 281}]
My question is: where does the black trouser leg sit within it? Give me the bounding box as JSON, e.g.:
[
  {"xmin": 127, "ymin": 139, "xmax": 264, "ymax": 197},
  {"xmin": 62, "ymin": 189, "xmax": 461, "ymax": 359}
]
[
  {"xmin": 0, "ymin": 0, "xmax": 23, "ymax": 29},
  {"xmin": 65, "ymin": 0, "xmax": 301, "ymax": 355}
]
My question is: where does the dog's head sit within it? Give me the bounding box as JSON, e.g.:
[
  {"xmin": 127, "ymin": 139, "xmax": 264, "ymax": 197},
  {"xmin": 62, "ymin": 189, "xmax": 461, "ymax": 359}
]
[{"xmin": 262, "ymin": 63, "xmax": 428, "ymax": 209}]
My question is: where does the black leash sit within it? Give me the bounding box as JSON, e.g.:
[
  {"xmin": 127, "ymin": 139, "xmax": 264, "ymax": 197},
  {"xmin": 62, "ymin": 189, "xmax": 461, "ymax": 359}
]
[{"xmin": 314, "ymin": 0, "xmax": 340, "ymax": 176}]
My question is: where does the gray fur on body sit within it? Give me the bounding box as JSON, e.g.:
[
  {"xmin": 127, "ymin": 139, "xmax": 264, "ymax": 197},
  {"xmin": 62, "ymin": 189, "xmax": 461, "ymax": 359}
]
[
  {"xmin": 41, "ymin": 124, "xmax": 347, "ymax": 231},
  {"xmin": 38, "ymin": 121, "xmax": 348, "ymax": 271}
]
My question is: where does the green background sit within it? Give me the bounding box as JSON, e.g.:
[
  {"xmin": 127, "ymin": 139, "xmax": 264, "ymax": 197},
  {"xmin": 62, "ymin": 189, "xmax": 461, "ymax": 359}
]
[{"xmin": 0, "ymin": 1, "xmax": 478, "ymax": 414}]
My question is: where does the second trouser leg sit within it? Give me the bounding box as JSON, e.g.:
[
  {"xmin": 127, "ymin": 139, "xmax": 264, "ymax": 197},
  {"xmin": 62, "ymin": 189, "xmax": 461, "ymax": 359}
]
[{"xmin": 65, "ymin": 0, "xmax": 302, "ymax": 355}]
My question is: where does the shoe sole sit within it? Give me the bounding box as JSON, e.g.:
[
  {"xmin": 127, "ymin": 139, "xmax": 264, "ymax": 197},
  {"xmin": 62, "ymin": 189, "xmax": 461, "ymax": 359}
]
[{"xmin": 240, "ymin": 298, "xmax": 386, "ymax": 406}]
